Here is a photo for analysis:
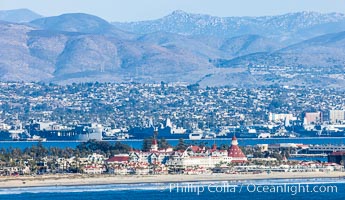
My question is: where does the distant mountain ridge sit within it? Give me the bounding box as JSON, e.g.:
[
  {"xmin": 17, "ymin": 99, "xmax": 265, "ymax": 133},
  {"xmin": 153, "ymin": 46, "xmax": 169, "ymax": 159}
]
[
  {"xmin": 31, "ymin": 13, "xmax": 112, "ymax": 34},
  {"xmin": 215, "ymin": 30, "xmax": 345, "ymax": 68},
  {"xmin": 113, "ymin": 10, "xmax": 345, "ymax": 44},
  {"xmin": 0, "ymin": 9, "xmax": 42, "ymax": 23},
  {"xmin": 0, "ymin": 9, "xmax": 345, "ymax": 87}
]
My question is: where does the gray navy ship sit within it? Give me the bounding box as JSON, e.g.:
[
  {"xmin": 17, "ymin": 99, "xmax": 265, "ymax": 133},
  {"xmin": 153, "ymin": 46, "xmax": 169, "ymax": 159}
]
[{"xmin": 26, "ymin": 121, "xmax": 103, "ymax": 141}]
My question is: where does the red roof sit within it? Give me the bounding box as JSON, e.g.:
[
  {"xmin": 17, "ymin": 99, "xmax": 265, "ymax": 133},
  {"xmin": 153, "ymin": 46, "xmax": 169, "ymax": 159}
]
[
  {"xmin": 106, "ymin": 156, "xmax": 129, "ymax": 163},
  {"xmin": 190, "ymin": 145, "xmax": 202, "ymax": 153},
  {"xmin": 228, "ymin": 145, "xmax": 246, "ymax": 158},
  {"xmin": 228, "ymin": 134, "xmax": 246, "ymax": 158},
  {"xmin": 231, "ymin": 160, "xmax": 247, "ymax": 163},
  {"xmin": 331, "ymin": 151, "xmax": 345, "ymax": 156}
]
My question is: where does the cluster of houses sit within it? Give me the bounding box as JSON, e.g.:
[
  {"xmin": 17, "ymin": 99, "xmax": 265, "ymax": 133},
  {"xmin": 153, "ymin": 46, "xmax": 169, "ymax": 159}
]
[
  {"xmin": 1, "ymin": 136, "xmax": 344, "ymax": 176},
  {"xmin": 0, "ymin": 136, "xmax": 247, "ymax": 176},
  {"xmin": 3, "ymin": 82, "xmax": 345, "ymax": 141},
  {"xmin": 82, "ymin": 136, "xmax": 344, "ymax": 175},
  {"xmin": 103, "ymin": 136, "xmax": 248, "ymax": 175}
]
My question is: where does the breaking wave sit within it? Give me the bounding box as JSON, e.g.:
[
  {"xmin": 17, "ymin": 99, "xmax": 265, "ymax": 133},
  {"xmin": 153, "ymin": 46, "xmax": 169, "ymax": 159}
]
[{"xmin": 0, "ymin": 178, "xmax": 344, "ymax": 195}]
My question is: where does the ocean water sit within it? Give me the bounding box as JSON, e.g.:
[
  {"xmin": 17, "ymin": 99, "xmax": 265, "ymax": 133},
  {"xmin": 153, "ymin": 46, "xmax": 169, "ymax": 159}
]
[
  {"xmin": 1, "ymin": 137, "xmax": 345, "ymax": 150},
  {"xmin": 1, "ymin": 178, "xmax": 344, "ymax": 200},
  {"xmin": 288, "ymin": 156, "xmax": 328, "ymax": 162}
]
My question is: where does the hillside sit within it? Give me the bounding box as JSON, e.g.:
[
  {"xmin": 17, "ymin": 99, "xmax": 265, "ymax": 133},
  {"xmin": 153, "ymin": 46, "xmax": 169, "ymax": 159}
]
[
  {"xmin": 0, "ymin": 9, "xmax": 345, "ymax": 87},
  {"xmin": 113, "ymin": 10, "xmax": 345, "ymax": 44},
  {"xmin": 0, "ymin": 9, "xmax": 42, "ymax": 23}
]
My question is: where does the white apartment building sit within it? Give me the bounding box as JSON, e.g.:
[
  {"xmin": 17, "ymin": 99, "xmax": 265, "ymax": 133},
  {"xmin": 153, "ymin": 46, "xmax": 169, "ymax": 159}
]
[{"xmin": 329, "ymin": 110, "xmax": 345, "ymax": 123}]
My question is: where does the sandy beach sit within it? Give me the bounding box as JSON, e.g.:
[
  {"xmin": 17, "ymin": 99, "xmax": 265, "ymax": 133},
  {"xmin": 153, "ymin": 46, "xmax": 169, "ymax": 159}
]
[{"xmin": 0, "ymin": 172, "xmax": 344, "ymax": 188}]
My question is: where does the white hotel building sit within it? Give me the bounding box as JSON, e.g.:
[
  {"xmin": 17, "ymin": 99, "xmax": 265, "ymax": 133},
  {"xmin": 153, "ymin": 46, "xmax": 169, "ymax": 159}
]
[{"xmin": 167, "ymin": 136, "xmax": 247, "ymax": 168}]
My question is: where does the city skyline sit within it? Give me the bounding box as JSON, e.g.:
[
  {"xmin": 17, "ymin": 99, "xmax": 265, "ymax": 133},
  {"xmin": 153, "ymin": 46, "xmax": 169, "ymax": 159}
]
[{"xmin": 1, "ymin": 0, "xmax": 345, "ymax": 22}]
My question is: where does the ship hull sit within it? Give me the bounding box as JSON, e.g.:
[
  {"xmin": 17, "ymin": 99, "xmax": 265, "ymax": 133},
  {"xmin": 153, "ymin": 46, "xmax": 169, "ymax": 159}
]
[
  {"xmin": 128, "ymin": 127, "xmax": 189, "ymax": 139},
  {"xmin": 27, "ymin": 124, "xmax": 103, "ymax": 141}
]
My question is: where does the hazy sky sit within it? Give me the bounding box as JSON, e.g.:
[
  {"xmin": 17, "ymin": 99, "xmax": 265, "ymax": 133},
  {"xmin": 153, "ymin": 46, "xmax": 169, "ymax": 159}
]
[{"xmin": 1, "ymin": 0, "xmax": 345, "ymax": 22}]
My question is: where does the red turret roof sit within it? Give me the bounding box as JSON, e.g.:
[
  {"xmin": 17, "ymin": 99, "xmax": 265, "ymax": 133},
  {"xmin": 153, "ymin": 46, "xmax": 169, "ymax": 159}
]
[
  {"xmin": 232, "ymin": 135, "xmax": 237, "ymax": 140},
  {"xmin": 228, "ymin": 145, "xmax": 246, "ymax": 158},
  {"xmin": 228, "ymin": 136, "xmax": 246, "ymax": 158},
  {"xmin": 152, "ymin": 138, "xmax": 158, "ymax": 145}
]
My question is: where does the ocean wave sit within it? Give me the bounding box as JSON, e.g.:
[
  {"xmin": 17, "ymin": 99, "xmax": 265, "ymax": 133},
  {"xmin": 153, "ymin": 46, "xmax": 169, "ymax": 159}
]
[
  {"xmin": 0, "ymin": 178, "xmax": 344, "ymax": 195},
  {"xmin": 0, "ymin": 183, "xmax": 172, "ymax": 195},
  {"xmin": 232, "ymin": 178, "xmax": 345, "ymax": 188}
]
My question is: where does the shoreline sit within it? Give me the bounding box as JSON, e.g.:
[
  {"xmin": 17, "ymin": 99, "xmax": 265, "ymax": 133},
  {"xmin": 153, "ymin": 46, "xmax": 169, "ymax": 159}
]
[{"xmin": 0, "ymin": 172, "xmax": 344, "ymax": 188}]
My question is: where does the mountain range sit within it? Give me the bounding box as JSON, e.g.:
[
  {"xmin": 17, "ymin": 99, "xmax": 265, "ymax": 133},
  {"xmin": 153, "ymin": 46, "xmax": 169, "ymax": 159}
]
[
  {"xmin": 113, "ymin": 10, "xmax": 345, "ymax": 44},
  {"xmin": 0, "ymin": 9, "xmax": 42, "ymax": 23},
  {"xmin": 1, "ymin": 9, "xmax": 345, "ymax": 87}
]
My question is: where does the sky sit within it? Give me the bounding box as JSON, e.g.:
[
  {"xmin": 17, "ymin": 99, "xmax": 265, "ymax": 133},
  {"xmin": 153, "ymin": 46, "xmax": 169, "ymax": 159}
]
[{"xmin": 1, "ymin": 0, "xmax": 345, "ymax": 22}]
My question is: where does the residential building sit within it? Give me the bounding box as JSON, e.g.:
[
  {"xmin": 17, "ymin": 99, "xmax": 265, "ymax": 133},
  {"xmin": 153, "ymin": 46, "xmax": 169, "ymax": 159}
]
[
  {"xmin": 304, "ymin": 112, "xmax": 322, "ymax": 125},
  {"xmin": 167, "ymin": 136, "xmax": 247, "ymax": 169},
  {"xmin": 269, "ymin": 113, "xmax": 295, "ymax": 123},
  {"xmin": 329, "ymin": 110, "xmax": 345, "ymax": 124}
]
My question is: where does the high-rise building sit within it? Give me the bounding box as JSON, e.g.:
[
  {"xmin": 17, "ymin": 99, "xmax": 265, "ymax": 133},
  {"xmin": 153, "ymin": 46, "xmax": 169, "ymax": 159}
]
[
  {"xmin": 304, "ymin": 112, "xmax": 322, "ymax": 125},
  {"xmin": 268, "ymin": 113, "xmax": 296, "ymax": 123},
  {"xmin": 329, "ymin": 110, "xmax": 345, "ymax": 124}
]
